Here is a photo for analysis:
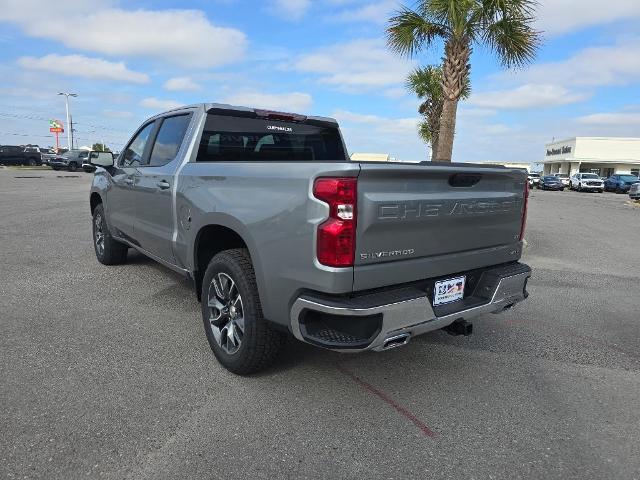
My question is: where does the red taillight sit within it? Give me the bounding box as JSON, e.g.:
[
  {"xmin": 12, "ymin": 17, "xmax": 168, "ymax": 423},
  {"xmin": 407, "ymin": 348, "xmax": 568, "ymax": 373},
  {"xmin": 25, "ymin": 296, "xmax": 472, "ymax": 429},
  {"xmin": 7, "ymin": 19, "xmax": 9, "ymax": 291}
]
[
  {"xmin": 313, "ymin": 177, "xmax": 357, "ymax": 267},
  {"xmin": 519, "ymin": 181, "xmax": 529, "ymax": 241}
]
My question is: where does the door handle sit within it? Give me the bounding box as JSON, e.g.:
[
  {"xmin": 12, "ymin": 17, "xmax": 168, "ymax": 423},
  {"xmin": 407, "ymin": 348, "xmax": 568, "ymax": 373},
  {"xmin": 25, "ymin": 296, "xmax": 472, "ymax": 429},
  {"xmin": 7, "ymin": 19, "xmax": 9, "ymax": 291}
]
[
  {"xmin": 157, "ymin": 180, "xmax": 171, "ymax": 190},
  {"xmin": 124, "ymin": 178, "xmax": 134, "ymax": 185}
]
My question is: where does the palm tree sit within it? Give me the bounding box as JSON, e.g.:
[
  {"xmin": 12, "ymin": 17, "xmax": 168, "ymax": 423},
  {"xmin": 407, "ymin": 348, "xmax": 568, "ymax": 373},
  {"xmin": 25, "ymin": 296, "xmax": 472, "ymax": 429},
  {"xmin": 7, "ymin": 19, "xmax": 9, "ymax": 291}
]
[
  {"xmin": 406, "ymin": 65, "xmax": 470, "ymax": 158},
  {"xmin": 388, "ymin": 0, "xmax": 540, "ymax": 162}
]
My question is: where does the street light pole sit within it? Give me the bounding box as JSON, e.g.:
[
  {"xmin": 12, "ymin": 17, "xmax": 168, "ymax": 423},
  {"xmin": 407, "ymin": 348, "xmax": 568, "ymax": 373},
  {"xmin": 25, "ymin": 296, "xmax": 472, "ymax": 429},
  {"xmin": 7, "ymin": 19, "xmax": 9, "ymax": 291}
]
[{"xmin": 58, "ymin": 92, "xmax": 77, "ymax": 150}]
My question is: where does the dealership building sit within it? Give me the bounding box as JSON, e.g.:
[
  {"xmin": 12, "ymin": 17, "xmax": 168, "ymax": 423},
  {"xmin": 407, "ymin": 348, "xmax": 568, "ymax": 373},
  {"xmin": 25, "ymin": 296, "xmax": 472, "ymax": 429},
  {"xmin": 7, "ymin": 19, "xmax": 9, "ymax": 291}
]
[{"xmin": 542, "ymin": 137, "xmax": 640, "ymax": 177}]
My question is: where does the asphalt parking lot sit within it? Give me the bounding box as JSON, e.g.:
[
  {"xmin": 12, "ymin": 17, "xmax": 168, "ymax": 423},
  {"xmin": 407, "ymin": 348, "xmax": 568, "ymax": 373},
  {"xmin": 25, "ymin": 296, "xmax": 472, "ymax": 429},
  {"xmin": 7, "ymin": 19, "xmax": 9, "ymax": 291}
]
[{"xmin": 1, "ymin": 169, "xmax": 639, "ymax": 480}]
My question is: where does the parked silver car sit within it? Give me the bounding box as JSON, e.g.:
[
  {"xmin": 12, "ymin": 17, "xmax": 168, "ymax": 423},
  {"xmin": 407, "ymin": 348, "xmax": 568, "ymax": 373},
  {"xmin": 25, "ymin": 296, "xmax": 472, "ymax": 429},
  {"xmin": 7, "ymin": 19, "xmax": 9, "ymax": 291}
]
[
  {"xmin": 629, "ymin": 182, "xmax": 640, "ymax": 200},
  {"xmin": 552, "ymin": 173, "xmax": 570, "ymax": 187}
]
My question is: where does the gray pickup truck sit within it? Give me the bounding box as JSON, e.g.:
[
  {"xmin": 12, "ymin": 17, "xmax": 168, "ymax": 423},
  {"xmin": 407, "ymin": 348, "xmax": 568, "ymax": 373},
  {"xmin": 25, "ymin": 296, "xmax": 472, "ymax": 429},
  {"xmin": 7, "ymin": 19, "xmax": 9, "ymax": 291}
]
[{"xmin": 89, "ymin": 103, "xmax": 531, "ymax": 374}]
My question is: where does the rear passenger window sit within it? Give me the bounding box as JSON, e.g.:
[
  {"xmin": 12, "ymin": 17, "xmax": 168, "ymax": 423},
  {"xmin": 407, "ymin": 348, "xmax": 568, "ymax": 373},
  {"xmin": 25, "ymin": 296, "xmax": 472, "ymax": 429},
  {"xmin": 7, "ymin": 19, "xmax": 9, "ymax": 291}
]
[{"xmin": 148, "ymin": 114, "xmax": 192, "ymax": 167}]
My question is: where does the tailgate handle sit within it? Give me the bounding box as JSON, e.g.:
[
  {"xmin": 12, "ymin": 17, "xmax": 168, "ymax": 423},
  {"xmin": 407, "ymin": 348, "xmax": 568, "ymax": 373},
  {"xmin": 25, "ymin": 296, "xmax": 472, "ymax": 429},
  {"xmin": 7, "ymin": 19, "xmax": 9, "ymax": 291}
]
[{"xmin": 449, "ymin": 173, "xmax": 481, "ymax": 187}]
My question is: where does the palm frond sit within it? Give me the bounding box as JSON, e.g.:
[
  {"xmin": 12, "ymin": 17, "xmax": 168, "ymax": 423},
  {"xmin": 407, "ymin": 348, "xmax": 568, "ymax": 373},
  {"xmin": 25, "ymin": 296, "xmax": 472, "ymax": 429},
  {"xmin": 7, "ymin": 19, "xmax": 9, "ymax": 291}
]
[
  {"xmin": 386, "ymin": 6, "xmax": 447, "ymax": 57},
  {"xmin": 405, "ymin": 66, "xmax": 444, "ymax": 99},
  {"xmin": 483, "ymin": 14, "xmax": 540, "ymax": 68},
  {"xmin": 418, "ymin": 119, "xmax": 432, "ymax": 144}
]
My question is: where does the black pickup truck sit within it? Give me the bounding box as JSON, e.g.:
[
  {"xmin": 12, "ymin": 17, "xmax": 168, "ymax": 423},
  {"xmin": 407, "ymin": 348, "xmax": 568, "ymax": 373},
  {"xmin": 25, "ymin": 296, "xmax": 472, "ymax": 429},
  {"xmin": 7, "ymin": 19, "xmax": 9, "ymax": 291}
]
[{"xmin": 0, "ymin": 145, "xmax": 42, "ymax": 166}]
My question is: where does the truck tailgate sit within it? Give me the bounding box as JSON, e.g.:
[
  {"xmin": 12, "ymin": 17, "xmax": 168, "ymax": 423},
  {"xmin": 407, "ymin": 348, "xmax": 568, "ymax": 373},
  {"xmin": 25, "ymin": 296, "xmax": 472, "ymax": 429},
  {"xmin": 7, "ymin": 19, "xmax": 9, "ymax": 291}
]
[{"xmin": 354, "ymin": 163, "xmax": 527, "ymax": 291}]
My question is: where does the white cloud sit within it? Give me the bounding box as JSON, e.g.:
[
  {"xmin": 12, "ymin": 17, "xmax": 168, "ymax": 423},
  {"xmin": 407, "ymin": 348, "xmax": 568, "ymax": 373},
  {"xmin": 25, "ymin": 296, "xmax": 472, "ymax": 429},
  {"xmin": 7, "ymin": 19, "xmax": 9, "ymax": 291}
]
[
  {"xmin": 516, "ymin": 37, "xmax": 640, "ymax": 88},
  {"xmin": 222, "ymin": 91, "xmax": 313, "ymax": 112},
  {"xmin": 292, "ymin": 39, "xmax": 414, "ymax": 91},
  {"xmin": 163, "ymin": 77, "xmax": 202, "ymax": 92},
  {"xmin": 469, "ymin": 84, "xmax": 588, "ymax": 109},
  {"xmin": 331, "ymin": 0, "xmax": 397, "ymax": 24},
  {"xmin": 332, "ymin": 107, "xmax": 519, "ymax": 162},
  {"xmin": 269, "ymin": 0, "xmax": 311, "ymax": 21},
  {"xmin": 0, "ymin": 1, "xmax": 247, "ymax": 68},
  {"xmin": 536, "ymin": 0, "xmax": 640, "ymax": 36},
  {"xmin": 576, "ymin": 112, "xmax": 640, "ymax": 126},
  {"xmin": 140, "ymin": 97, "xmax": 183, "ymax": 110},
  {"xmin": 17, "ymin": 54, "xmax": 149, "ymax": 84},
  {"xmin": 332, "ymin": 109, "xmax": 426, "ymax": 161}
]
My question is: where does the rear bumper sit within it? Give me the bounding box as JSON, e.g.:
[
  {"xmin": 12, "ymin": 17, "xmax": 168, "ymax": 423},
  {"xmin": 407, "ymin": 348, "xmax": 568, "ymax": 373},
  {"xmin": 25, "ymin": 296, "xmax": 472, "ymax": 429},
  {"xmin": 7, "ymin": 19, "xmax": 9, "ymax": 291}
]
[{"xmin": 290, "ymin": 262, "xmax": 531, "ymax": 352}]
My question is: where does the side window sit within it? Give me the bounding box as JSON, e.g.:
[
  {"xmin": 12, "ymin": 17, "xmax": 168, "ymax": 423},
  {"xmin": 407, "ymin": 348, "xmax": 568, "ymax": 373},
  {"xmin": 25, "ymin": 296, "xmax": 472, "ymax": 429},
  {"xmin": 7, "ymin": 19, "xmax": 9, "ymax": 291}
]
[
  {"xmin": 147, "ymin": 114, "xmax": 192, "ymax": 167},
  {"xmin": 121, "ymin": 122, "xmax": 154, "ymax": 167}
]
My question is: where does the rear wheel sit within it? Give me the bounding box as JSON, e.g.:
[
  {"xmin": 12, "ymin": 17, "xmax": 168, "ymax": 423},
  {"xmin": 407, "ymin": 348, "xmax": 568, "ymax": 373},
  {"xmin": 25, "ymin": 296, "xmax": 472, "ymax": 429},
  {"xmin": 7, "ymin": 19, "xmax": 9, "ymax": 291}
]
[
  {"xmin": 201, "ymin": 249, "xmax": 285, "ymax": 375},
  {"xmin": 92, "ymin": 204, "xmax": 128, "ymax": 265},
  {"xmin": 27, "ymin": 158, "xmax": 37, "ymax": 166},
  {"xmin": 68, "ymin": 162, "xmax": 77, "ymax": 172}
]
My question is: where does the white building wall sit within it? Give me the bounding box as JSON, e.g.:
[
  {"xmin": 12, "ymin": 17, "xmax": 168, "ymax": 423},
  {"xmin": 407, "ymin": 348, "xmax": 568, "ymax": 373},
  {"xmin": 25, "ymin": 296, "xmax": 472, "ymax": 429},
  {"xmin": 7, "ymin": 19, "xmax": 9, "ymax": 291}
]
[{"xmin": 574, "ymin": 138, "xmax": 640, "ymax": 161}]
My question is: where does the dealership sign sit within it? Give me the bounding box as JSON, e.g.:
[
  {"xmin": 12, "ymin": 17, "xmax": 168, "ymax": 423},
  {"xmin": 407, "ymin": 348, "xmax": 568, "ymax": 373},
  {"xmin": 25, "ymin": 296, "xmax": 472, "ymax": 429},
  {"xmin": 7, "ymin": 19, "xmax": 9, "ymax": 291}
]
[
  {"xmin": 49, "ymin": 119, "xmax": 64, "ymax": 133},
  {"xmin": 546, "ymin": 145, "xmax": 572, "ymax": 156}
]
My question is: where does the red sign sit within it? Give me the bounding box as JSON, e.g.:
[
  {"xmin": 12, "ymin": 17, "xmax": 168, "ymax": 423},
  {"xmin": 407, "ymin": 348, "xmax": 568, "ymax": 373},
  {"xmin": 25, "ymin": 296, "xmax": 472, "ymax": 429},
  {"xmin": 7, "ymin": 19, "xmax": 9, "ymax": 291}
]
[{"xmin": 50, "ymin": 127, "xmax": 64, "ymax": 133}]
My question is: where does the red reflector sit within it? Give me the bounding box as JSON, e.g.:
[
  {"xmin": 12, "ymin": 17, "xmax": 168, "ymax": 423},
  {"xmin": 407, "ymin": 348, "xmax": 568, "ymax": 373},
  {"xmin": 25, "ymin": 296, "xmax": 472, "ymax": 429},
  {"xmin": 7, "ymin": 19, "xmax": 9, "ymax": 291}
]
[
  {"xmin": 313, "ymin": 177, "xmax": 357, "ymax": 267},
  {"xmin": 519, "ymin": 181, "xmax": 529, "ymax": 241}
]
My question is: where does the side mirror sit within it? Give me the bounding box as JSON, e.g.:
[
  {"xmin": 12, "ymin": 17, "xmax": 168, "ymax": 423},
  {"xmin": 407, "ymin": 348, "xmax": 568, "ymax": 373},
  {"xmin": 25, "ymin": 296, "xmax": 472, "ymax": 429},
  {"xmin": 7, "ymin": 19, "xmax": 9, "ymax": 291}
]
[{"xmin": 90, "ymin": 151, "xmax": 114, "ymax": 167}]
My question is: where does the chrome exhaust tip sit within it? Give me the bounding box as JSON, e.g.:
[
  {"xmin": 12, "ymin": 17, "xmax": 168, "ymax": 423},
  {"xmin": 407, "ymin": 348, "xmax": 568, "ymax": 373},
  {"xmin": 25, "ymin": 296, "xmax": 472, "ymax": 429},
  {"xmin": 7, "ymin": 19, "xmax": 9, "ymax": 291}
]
[{"xmin": 382, "ymin": 333, "xmax": 410, "ymax": 350}]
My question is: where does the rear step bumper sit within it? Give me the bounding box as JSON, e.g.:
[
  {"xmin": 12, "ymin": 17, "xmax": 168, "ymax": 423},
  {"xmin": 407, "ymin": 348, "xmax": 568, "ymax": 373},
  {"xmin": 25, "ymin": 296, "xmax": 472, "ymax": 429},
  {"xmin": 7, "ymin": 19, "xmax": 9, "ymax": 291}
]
[{"xmin": 290, "ymin": 262, "xmax": 531, "ymax": 352}]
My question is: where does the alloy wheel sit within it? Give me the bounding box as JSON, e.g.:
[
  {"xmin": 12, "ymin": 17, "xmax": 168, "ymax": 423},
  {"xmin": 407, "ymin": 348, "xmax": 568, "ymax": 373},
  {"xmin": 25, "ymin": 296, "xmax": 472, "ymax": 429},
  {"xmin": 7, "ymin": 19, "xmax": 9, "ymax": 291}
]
[
  {"xmin": 94, "ymin": 213, "xmax": 105, "ymax": 257},
  {"xmin": 207, "ymin": 272, "xmax": 244, "ymax": 355}
]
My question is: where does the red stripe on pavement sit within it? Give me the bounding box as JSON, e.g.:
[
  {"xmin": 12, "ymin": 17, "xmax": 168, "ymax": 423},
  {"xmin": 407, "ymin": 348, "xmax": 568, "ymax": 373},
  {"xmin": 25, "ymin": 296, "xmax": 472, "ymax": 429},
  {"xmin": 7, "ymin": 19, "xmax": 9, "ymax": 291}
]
[{"xmin": 336, "ymin": 363, "xmax": 436, "ymax": 438}]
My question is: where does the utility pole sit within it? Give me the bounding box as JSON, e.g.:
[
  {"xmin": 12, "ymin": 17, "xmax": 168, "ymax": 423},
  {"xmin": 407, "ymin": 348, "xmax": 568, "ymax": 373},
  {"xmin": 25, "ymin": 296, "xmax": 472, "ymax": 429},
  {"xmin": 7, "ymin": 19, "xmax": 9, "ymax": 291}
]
[{"xmin": 58, "ymin": 92, "xmax": 78, "ymax": 150}]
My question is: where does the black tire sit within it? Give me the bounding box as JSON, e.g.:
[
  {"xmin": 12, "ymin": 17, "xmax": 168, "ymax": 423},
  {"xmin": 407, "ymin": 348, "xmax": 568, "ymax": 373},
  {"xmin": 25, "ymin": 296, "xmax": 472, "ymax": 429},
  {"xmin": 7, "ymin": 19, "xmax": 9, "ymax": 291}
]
[
  {"xmin": 27, "ymin": 158, "xmax": 37, "ymax": 166},
  {"xmin": 616, "ymin": 187, "xmax": 622, "ymax": 194},
  {"xmin": 598, "ymin": 189, "xmax": 603, "ymax": 193},
  {"xmin": 92, "ymin": 204, "xmax": 128, "ymax": 265},
  {"xmin": 68, "ymin": 162, "xmax": 78, "ymax": 172},
  {"xmin": 201, "ymin": 249, "xmax": 285, "ymax": 375}
]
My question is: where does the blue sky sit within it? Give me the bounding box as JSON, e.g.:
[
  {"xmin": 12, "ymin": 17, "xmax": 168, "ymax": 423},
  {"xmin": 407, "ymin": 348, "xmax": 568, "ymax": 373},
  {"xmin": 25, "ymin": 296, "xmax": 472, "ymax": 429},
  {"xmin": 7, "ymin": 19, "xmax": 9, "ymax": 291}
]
[{"xmin": 0, "ymin": 0, "xmax": 639, "ymax": 162}]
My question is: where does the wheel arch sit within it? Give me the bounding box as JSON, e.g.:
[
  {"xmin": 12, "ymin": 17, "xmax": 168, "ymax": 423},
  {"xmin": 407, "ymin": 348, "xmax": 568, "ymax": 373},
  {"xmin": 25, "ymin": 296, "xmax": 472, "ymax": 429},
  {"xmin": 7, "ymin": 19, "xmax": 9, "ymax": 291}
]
[
  {"xmin": 90, "ymin": 192, "xmax": 103, "ymax": 214},
  {"xmin": 192, "ymin": 222, "xmax": 261, "ymax": 303}
]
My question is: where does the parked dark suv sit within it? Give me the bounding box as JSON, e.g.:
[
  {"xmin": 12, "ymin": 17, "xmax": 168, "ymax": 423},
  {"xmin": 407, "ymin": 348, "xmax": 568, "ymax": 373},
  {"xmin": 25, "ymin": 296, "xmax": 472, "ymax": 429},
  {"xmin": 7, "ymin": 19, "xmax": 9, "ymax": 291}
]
[{"xmin": 604, "ymin": 174, "xmax": 640, "ymax": 193}]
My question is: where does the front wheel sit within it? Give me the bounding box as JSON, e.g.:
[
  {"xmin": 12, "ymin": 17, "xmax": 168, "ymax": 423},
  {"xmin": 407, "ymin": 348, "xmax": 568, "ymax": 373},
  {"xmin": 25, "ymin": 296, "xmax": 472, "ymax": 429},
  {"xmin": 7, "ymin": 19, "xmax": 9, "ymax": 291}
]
[
  {"xmin": 598, "ymin": 189, "xmax": 603, "ymax": 193},
  {"xmin": 92, "ymin": 204, "xmax": 128, "ymax": 265},
  {"xmin": 68, "ymin": 162, "xmax": 77, "ymax": 172},
  {"xmin": 201, "ymin": 249, "xmax": 286, "ymax": 375}
]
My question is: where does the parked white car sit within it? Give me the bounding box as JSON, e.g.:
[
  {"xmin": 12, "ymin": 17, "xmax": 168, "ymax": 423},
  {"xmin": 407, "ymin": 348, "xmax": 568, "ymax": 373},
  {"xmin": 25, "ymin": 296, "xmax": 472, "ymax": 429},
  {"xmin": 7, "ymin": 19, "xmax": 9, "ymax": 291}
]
[
  {"xmin": 569, "ymin": 173, "xmax": 604, "ymax": 192},
  {"xmin": 629, "ymin": 182, "xmax": 640, "ymax": 200},
  {"xmin": 553, "ymin": 173, "xmax": 570, "ymax": 187}
]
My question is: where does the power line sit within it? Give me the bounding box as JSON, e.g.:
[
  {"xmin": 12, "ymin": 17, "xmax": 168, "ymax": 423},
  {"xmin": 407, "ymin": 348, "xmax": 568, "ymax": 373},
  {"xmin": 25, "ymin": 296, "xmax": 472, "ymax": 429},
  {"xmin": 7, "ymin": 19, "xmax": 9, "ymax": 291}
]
[{"xmin": 0, "ymin": 111, "xmax": 132, "ymax": 135}]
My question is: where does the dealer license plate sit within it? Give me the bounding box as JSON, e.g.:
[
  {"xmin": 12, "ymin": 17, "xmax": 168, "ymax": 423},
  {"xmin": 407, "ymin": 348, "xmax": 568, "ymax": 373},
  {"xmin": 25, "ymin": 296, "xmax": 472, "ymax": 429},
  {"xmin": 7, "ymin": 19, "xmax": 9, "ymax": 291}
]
[{"xmin": 433, "ymin": 276, "xmax": 466, "ymax": 306}]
